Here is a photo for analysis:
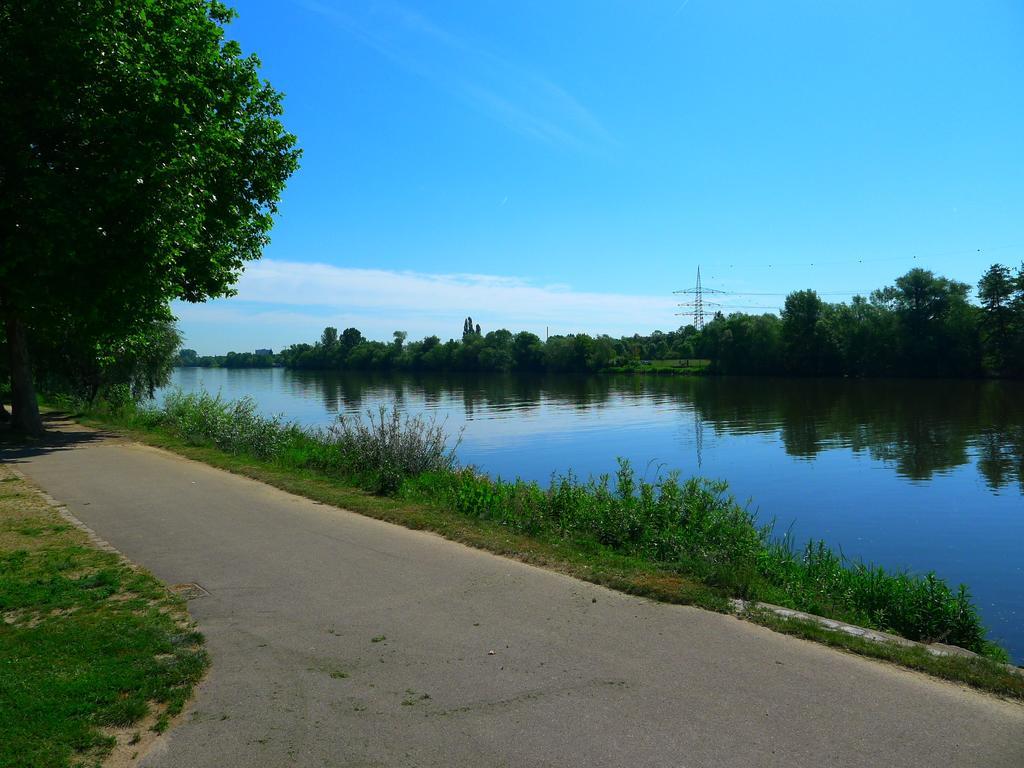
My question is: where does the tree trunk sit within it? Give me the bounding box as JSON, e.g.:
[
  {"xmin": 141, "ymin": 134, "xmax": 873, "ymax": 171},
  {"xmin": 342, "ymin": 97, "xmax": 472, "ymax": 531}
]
[{"xmin": 3, "ymin": 304, "xmax": 43, "ymax": 435}]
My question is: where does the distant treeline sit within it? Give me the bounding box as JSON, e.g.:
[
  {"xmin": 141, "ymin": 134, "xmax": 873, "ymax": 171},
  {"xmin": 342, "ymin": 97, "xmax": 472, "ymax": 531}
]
[
  {"xmin": 180, "ymin": 321, "xmax": 695, "ymax": 374},
  {"xmin": 178, "ymin": 349, "xmax": 278, "ymax": 369},
  {"xmin": 179, "ymin": 264, "xmax": 1024, "ymax": 378},
  {"xmin": 701, "ymin": 264, "xmax": 1024, "ymax": 378}
]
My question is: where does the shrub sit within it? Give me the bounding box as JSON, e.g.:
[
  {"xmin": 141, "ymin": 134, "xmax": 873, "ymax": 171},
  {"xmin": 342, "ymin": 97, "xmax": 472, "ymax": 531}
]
[
  {"xmin": 159, "ymin": 390, "xmax": 294, "ymax": 461},
  {"xmin": 320, "ymin": 405, "xmax": 461, "ymax": 494}
]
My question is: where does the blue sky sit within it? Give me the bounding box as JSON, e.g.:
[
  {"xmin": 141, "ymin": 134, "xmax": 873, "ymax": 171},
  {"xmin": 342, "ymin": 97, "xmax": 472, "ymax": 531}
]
[{"xmin": 178, "ymin": 0, "xmax": 1024, "ymax": 354}]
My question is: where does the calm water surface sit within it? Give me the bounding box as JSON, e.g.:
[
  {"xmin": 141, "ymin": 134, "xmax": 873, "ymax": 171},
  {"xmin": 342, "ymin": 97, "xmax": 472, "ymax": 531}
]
[{"xmin": 164, "ymin": 368, "xmax": 1024, "ymax": 661}]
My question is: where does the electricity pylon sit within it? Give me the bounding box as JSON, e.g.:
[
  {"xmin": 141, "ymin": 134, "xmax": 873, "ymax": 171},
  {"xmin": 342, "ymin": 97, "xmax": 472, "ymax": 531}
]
[{"xmin": 674, "ymin": 266, "xmax": 724, "ymax": 330}]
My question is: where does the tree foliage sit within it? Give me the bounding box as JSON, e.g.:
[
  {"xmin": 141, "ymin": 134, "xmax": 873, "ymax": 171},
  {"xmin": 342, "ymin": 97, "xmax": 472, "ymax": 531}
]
[
  {"xmin": 977, "ymin": 264, "xmax": 1024, "ymax": 376},
  {"xmin": 42, "ymin": 321, "xmax": 183, "ymax": 405},
  {"xmin": 196, "ymin": 321, "xmax": 686, "ymax": 373},
  {"xmin": 696, "ymin": 266, "xmax": 1013, "ymax": 378}
]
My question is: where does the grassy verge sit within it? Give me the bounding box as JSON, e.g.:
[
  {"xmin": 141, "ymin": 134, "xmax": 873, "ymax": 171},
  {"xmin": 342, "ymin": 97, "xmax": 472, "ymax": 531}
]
[
  {"xmin": 0, "ymin": 464, "xmax": 208, "ymax": 768},
  {"xmin": 64, "ymin": 392, "xmax": 1024, "ymax": 700},
  {"xmin": 749, "ymin": 609, "xmax": 1024, "ymax": 699},
  {"xmin": 604, "ymin": 358, "xmax": 711, "ymax": 375}
]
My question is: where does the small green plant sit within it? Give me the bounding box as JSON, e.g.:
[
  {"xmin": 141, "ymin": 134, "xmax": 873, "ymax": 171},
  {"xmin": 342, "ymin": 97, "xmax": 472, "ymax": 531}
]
[{"xmin": 401, "ymin": 689, "xmax": 430, "ymax": 706}]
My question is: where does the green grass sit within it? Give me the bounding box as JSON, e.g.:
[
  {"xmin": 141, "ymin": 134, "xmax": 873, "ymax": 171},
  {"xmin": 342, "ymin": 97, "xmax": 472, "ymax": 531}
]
[
  {"xmin": 748, "ymin": 608, "xmax": 1024, "ymax": 699},
  {"xmin": 0, "ymin": 466, "xmax": 208, "ymax": 768},
  {"xmin": 70, "ymin": 394, "xmax": 1024, "ymax": 699},
  {"xmin": 605, "ymin": 358, "xmax": 711, "ymax": 375}
]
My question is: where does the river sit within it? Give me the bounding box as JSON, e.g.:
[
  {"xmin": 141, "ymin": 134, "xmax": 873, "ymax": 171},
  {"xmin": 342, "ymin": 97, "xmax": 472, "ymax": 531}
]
[{"xmin": 163, "ymin": 367, "xmax": 1024, "ymax": 661}]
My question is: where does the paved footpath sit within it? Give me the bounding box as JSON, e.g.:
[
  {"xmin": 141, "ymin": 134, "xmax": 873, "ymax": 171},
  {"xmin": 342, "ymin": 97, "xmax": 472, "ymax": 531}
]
[{"xmin": 6, "ymin": 419, "xmax": 1023, "ymax": 767}]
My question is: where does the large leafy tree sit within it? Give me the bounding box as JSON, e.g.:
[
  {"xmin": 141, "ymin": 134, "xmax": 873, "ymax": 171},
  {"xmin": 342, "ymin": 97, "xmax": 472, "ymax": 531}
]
[
  {"xmin": 872, "ymin": 268, "xmax": 979, "ymax": 376},
  {"xmin": 977, "ymin": 263, "xmax": 1021, "ymax": 375},
  {"xmin": 320, "ymin": 327, "xmax": 339, "ymax": 349},
  {"xmin": 781, "ymin": 290, "xmax": 840, "ymax": 375},
  {"xmin": 0, "ymin": 0, "xmax": 300, "ymax": 433}
]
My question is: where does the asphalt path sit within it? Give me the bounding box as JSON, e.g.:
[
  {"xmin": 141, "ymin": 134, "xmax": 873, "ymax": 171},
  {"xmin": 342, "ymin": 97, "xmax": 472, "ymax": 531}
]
[{"xmin": 6, "ymin": 419, "xmax": 1023, "ymax": 767}]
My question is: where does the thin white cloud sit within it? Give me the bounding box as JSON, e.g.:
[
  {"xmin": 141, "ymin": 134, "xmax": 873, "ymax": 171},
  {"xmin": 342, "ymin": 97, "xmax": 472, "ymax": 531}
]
[
  {"xmin": 294, "ymin": 0, "xmax": 612, "ymax": 150},
  {"xmin": 238, "ymin": 260, "xmax": 675, "ymax": 324},
  {"xmin": 174, "ymin": 260, "xmax": 680, "ymax": 352},
  {"xmin": 674, "ymin": 0, "xmax": 694, "ymax": 17}
]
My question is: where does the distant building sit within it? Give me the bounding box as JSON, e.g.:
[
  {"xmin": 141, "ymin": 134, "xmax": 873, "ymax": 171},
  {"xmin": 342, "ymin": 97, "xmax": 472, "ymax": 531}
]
[{"xmin": 255, "ymin": 348, "xmax": 273, "ymax": 356}]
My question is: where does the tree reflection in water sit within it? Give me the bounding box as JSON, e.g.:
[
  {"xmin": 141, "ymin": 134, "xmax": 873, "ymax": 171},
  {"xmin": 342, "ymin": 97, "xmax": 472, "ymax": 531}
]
[{"xmin": 282, "ymin": 370, "xmax": 1024, "ymax": 492}]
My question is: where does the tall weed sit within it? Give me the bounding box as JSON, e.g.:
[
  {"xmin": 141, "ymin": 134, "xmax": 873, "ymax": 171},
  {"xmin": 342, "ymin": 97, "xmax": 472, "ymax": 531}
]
[{"xmin": 319, "ymin": 405, "xmax": 461, "ymax": 494}]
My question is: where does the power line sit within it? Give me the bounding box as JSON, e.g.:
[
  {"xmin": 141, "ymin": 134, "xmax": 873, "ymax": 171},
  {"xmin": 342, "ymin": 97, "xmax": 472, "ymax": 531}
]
[
  {"xmin": 672, "ymin": 244, "xmax": 1024, "ymax": 325},
  {"xmin": 699, "ymin": 243, "xmax": 1023, "ymax": 278},
  {"xmin": 714, "ymin": 290, "xmax": 872, "ymax": 297}
]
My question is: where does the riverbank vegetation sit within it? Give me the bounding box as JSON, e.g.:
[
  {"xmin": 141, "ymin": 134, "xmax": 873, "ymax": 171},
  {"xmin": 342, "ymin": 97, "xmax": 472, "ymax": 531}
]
[
  {"xmin": 70, "ymin": 392, "xmax": 1024, "ymax": 698},
  {"xmin": 86, "ymin": 391, "xmax": 1012, "ymax": 666},
  {"xmin": 0, "ymin": 464, "xmax": 208, "ymax": 767},
  {"xmin": 178, "ymin": 263, "xmax": 1024, "ymax": 380}
]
